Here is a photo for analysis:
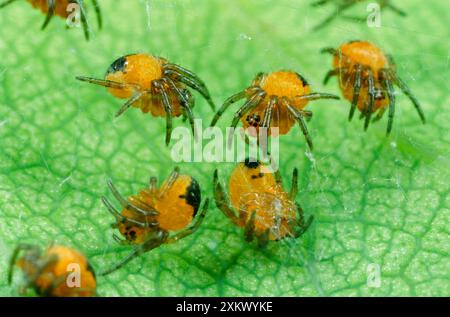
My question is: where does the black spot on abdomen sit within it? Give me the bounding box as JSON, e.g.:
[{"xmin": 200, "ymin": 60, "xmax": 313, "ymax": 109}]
[
  {"xmin": 106, "ymin": 55, "xmax": 133, "ymax": 76},
  {"xmin": 295, "ymin": 72, "xmax": 309, "ymax": 86},
  {"xmin": 185, "ymin": 178, "xmax": 201, "ymax": 216},
  {"xmin": 244, "ymin": 158, "xmax": 260, "ymax": 169}
]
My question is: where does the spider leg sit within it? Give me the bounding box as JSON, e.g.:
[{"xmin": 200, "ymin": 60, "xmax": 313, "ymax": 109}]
[
  {"xmin": 8, "ymin": 244, "xmax": 41, "ymax": 284},
  {"xmin": 380, "ymin": 69, "xmax": 396, "ymax": 135},
  {"xmin": 107, "ymin": 179, "xmax": 159, "ymax": 216},
  {"xmin": 113, "ymin": 234, "xmax": 131, "ymax": 245},
  {"xmin": 289, "ymin": 168, "xmax": 298, "ymax": 200},
  {"xmin": 311, "ymin": 0, "xmax": 330, "ymax": 6},
  {"xmin": 75, "ymin": 0, "xmax": 90, "ymax": 40},
  {"xmin": 164, "ymin": 64, "xmax": 211, "ymax": 95},
  {"xmin": 257, "ymin": 229, "xmax": 270, "ymax": 248},
  {"xmin": 372, "ymin": 106, "xmax": 387, "ymax": 122},
  {"xmin": 154, "ymin": 81, "xmax": 174, "ymax": 146},
  {"xmin": 211, "ymin": 88, "xmax": 255, "ymax": 127},
  {"xmin": 301, "ymin": 110, "xmax": 313, "ymax": 122},
  {"xmin": 294, "ymin": 92, "xmax": 340, "ymax": 101},
  {"xmin": 164, "ymin": 67, "xmax": 215, "ymax": 111},
  {"xmin": 259, "ymin": 96, "xmax": 277, "ymax": 155},
  {"xmin": 41, "ymin": 0, "xmax": 55, "ymax": 30},
  {"xmin": 386, "ymin": 54, "xmax": 397, "ymax": 71},
  {"xmin": 99, "ymin": 248, "xmax": 140, "ymax": 276},
  {"xmin": 364, "ymin": 68, "xmax": 376, "ymax": 130},
  {"xmin": 0, "ymin": 0, "xmax": 19, "ymax": 9},
  {"xmin": 166, "ymin": 198, "xmax": 209, "ymax": 243},
  {"xmin": 227, "ymin": 90, "xmax": 266, "ymax": 148},
  {"xmin": 149, "ymin": 176, "xmax": 158, "ymax": 193},
  {"xmin": 323, "ymin": 68, "xmax": 344, "ymax": 85},
  {"xmin": 321, "ymin": 47, "xmax": 338, "ymax": 55},
  {"xmin": 75, "ymin": 76, "xmax": 131, "ymax": 90},
  {"xmin": 101, "ymin": 196, "xmax": 158, "ymax": 227},
  {"xmin": 244, "ymin": 211, "xmax": 257, "ymax": 243},
  {"xmin": 158, "ymin": 167, "xmax": 180, "ymax": 198},
  {"xmin": 340, "ymin": 14, "xmax": 366, "ymax": 23},
  {"xmin": 115, "ymin": 91, "xmax": 145, "ymax": 118},
  {"xmin": 99, "ymin": 231, "xmax": 167, "ymax": 276},
  {"xmin": 312, "ymin": 2, "xmax": 356, "ymax": 31},
  {"xmin": 274, "ymin": 169, "xmax": 283, "ymax": 186},
  {"xmin": 349, "ymin": 64, "xmax": 363, "ymax": 121},
  {"xmin": 383, "ymin": 1, "xmax": 407, "ymax": 16},
  {"xmin": 251, "ymin": 72, "xmax": 265, "ymax": 86},
  {"xmin": 285, "ymin": 99, "xmax": 313, "ymax": 150},
  {"xmin": 291, "ymin": 203, "xmax": 314, "ymax": 239},
  {"xmin": 91, "ymin": 0, "xmax": 102, "ymax": 28},
  {"xmin": 213, "ymin": 170, "xmax": 241, "ymax": 226},
  {"xmin": 163, "ymin": 78, "xmax": 196, "ymax": 141},
  {"xmin": 261, "ymin": 96, "xmax": 277, "ymax": 129},
  {"xmin": 390, "ymin": 70, "xmax": 426, "ymax": 124}
]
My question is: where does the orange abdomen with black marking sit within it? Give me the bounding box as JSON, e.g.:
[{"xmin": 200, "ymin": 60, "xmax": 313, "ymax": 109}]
[
  {"xmin": 118, "ymin": 175, "xmax": 201, "ymax": 244},
  {"xmin": 27, "ymin": 0, "xmax": 72, "ymax": 18},
  {"xmin": 105, "ymin": 54, "xmax": 184, "ymax": 117}
]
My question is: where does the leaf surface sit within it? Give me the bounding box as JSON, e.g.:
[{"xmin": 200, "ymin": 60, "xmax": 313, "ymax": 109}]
[{"xmin": 0, "ymin": 0, "xmax": 448, "ymax": 296}]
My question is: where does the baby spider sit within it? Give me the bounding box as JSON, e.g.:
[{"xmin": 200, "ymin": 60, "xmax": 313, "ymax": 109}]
[
  {"xmin": 76, "ymin": 54, "xmax": 215, "ymax": 146},
  {"xmin": 213, "ymin": 159, "xmax": 313, "ymax": 247},
  {"xmin": 8, "ymin": 244, "xmax": 96, "ymax": 297},
  {"xmin": 100, "ymin": 167, "xmax": 209, "ymax": 276},
  {"xmin": 322, "ymin": 40, "xmax": 425, "ymax": 134},
  {"xmin": 210, "ymin": 71, "xmax": 339, "ymax": 150},
  {"xmin": 312, "ymin": 0, "xmax": 406, "ymax": 30},
  {"xmin": 0, "ymin": 0, "xmax": 102, "ymax": 40}
]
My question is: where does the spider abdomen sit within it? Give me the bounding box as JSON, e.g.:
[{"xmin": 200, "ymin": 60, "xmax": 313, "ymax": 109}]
[
  {"xmin": 335, "ymin": 41, "xmax": 389, "ymax": 73},
  {"xmin": 334, "ymin": 41, "xmax": 390, "ymax": 112},
  {"xmin": 101, "ymin": 169, "xmax": 209, "ymax": 275},
  {"xmin": 105, "ymin": 54, "xmax": 164, "ymax": 99},
  {"xmin": 78, "ymin": 53, "xmax": 215, "ymax": 145},
  {"xmin": 323, "ymin": 40, "xmax": 425, "ymax": 134},
  {"xmin": 28, "ymin": 0, "xmax": 72, "ymax": 18},
  {"xmin": 227, "ymin": 160, "xmax": 301, "ymax": 241},
  {"xmin": 117, "ymin": 174, "xmax": 200, "ymax": 245}
]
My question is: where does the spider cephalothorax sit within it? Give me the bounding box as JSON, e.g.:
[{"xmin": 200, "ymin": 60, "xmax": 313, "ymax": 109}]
[
  {"xmin": 100, "ymin": 167, "xmax": 209, "ymax": 276},
  {"xmin": 77, "ymin": 53, "xmax": 215, "ymax": 146},
  {"xmin": 211, "ymin": 71, "xmax": 339, "ymax": 150},
  {"xmin": 0, "ymin": 0, "xmax": 102, "ymax": 40},
  {"xmin": 312, "ymin": 0, "xmax": 406, "ymax": 31},
  {"xmin": 213, "ymin": 159, "xmax": 313, "ymax": 247},
  {"xmin": 322, "ymin": 40, "xmax": 425, "ymax": 134}
]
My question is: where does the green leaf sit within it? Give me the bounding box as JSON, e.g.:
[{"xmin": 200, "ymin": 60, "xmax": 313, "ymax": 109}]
[{"xmin": 0, "ymin": 0, "xmax": 449, "ymax": 296}]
